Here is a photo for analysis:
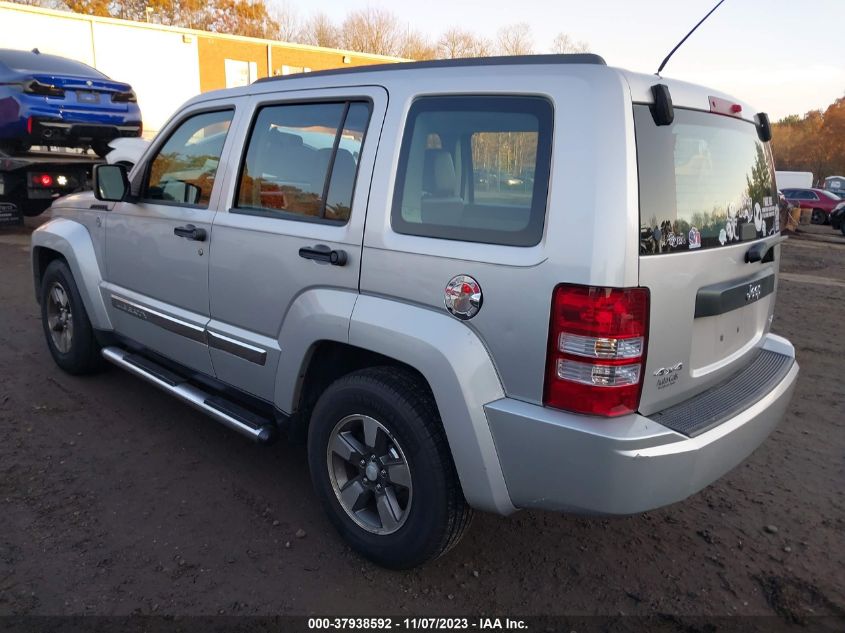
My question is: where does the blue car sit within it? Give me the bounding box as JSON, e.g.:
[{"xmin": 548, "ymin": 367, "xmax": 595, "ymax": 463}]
[{"xmin": 0, "ymin": 48, "xmax": 142, "ymax": 157}]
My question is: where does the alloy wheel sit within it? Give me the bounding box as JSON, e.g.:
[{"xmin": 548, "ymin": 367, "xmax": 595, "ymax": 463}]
[
  {"xmin": 326, "ymin": 414, "xmax": 413, "ymax": 535},
  {"xmin": 46, "ymin": 281, "xmax": 74, "ymax": 354}
]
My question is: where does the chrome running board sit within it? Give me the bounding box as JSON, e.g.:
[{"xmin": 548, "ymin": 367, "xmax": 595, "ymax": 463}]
[{"xmin": 101, "ymin": 346, "xmax": 277, "ymax": 444}]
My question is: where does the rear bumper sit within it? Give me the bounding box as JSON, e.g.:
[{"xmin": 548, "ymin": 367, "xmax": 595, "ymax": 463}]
[
  {"xmin": 28, "ymin": 117, "xmax": 141, "ymax": 144},
  {"xmin": 485, "ymin": 333, "xmax": 798, "ymax": 515}
]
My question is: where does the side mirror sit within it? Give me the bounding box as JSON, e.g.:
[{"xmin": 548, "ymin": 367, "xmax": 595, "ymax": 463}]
[
  {"xmin": 184, "ymin": 182, "xmax": 201, "ymax": 205},
  {"xmin": 94, "ymin": 164, "xmax": 129, "ymax": 202}
]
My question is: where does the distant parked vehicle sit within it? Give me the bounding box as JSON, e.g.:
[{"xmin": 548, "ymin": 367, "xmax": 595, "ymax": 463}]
[
  {"xmin": 829, "ymin": 205, "xmax": 845, "ymax": 235},
  {"xmin": 780, "ymin": 187, "xmax": 843, "ymax": 224},
  {"xmin": 104, "ymin": 137, "xmax": 149, "ymax": 169},
  {"xmin": 823, "ymin": 175, "xmax": 845, "ymax": 196},
  {"xmin": 0, "ymin": 48, "xmax": 142, "ymax": 157},
  {"xmin": 775, "ymin": 170, "xmax": 813, "ymax": 190}
]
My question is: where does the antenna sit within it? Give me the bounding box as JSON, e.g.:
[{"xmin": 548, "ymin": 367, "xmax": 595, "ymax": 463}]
[{"xmin": 657, "ymin": 0, "xmax": 727, "ymax": 75}]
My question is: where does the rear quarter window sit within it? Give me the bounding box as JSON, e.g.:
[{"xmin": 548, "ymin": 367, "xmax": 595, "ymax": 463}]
[{"xmin": 391, "ymin": 96, "xmax": 553, "ymax": 246}]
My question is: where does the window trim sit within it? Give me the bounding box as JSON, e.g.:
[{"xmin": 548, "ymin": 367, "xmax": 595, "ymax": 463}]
[
  {"xmin": 390, "ymin": 95, "xmax": 554, "ymax": 247},
  {"xmin": 139, "ymin": 107, "xmax": 236, "ymax": 210},
  {"xmin": 230, "ymin": 98, "xmax": 373, "ymax": 226}
]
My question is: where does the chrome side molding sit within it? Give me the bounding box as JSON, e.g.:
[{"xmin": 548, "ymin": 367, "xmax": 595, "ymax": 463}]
[
  {"xmin": 111, "ymin": 294, "xmax": 206, "ymax": 343},
  {"xmin": 207, "ymin": 330, "xmax": 267, "ymax": 366},
  {"xmin": 110, "ymin": 293, "xmax": 267, "ymax": 365}
]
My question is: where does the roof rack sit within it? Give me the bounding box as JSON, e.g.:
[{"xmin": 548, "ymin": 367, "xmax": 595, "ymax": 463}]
[{"xmin": 254, "ymin": 53, "xmax": 606, "ymax": 84}]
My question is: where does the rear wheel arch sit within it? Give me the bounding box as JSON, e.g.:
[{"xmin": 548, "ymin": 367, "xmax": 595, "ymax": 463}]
[
  {"xmin": 290, "ymin": 341, "xmax": 435, "ymax": 440},
  {"xmin": 288, "ymin": 296, "xmax": 516, "ymax": 516}
]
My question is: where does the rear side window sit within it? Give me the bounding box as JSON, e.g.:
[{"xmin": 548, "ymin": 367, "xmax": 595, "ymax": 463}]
[
  {"xmin": 635, "ymin": 105, "xmax": 779, "ymax": 254},
  {"xmin": 392, "ymin": 96, "xmax": 553, "ymax": 246},
  {"xmin": 235, "ymin": 101, "xmax": 370, "ymax": 224}
]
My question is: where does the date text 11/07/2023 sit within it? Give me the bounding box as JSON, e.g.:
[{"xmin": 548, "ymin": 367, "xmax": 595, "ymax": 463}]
[{"xmin": 307, "ymin": 617, "xmax": 528, "ymax": 630}]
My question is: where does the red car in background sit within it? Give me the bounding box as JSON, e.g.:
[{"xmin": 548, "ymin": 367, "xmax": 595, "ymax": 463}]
[{"xmin": 781, "ymin": 188, "xmax": 845, "ymax": 225}]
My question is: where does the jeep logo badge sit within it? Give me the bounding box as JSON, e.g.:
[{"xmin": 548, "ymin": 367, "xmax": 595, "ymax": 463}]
[{"xmin": 444, "ymin": 275, "xmax": 482, "ymax": 320}]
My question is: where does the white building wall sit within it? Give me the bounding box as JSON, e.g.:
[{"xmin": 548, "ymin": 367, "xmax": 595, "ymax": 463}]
[
  {"xmin": 91, "ymin": 22, "xmax": 199, "ymax": 134},
  {"xmin": 0, "ymin": 9, "xmax": 96, "ymax": 67}
]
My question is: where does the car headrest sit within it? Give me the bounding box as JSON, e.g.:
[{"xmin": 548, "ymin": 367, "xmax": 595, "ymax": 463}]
[{"xmin": 423, "ymin": 149, "xmax": 456, "ymax": 196}]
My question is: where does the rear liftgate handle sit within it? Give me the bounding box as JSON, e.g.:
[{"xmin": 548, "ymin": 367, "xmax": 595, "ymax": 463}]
[
  {"xmin": 745, "ymin": 235, "xmax": 787, "ymax": 263},
  {"xmin": 299, "ymin": 244, "xmax": 347, "ymax": 266}
]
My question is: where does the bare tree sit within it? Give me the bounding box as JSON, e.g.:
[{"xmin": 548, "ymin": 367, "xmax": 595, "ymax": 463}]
[
  {"xmin": 272, "ymin": 1, "xmax": 302, "ymax": 43},
  {"xmin": 302, "ymin": 12, "xmax": 340, "ymax": 48},
  {"xmin": 437, "ymin": 28, "xmax": 493, "ymax": 59},
  {"xmin": 496, "ymin": 22, "xmax": 534, "ymax": 55},
  {"xmin": 551, "ymin": 32, "xmax": 590, "ymax": 54},
  {"xmin": 340, "ymin": 7, "xmax": 403, "ymax": 56},
  {"xmin": 400, "ymin": 29, "xmax": 437, "ymax": 60}
]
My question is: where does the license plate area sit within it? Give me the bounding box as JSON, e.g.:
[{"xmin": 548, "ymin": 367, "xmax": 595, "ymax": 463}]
[
  {"xmin": 76, "ymin": 90, "xmax": 100, "ymax": 104},
  {"xmin": 690, "ymin": 297, "xmax": 771, "ymax": 376}
]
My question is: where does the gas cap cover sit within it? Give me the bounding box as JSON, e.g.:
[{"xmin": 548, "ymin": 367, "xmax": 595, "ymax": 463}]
[{"xmin": 444, "ymin": 275, "xmax": 482, "ymax": 320}]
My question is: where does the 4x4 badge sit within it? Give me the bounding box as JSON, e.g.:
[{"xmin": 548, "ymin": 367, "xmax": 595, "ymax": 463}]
[
  {"xmin": 746, "ymin": 283, "xmax": 762, "ymax": 302},
  {"xmin": 653, "ymin": 362, "xmax": 683, "ymax": 377},
  {"xmin": 444, "ymin": 275, "xmax": 482, "ymax": 320}
]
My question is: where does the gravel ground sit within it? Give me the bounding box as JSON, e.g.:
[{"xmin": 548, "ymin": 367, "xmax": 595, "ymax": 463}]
[{"xmin": 0, "ymin": 216, "xmax": 843, "ymax": 628}]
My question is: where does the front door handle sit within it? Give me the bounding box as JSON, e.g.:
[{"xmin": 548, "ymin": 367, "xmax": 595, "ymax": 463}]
[
  {"xmin": 298, "ymin": 244, "xmax": 347, "ymax": 266},
  {"xmin": 174, "ymin": 224, "xmax": 207, "ymax": 241}
]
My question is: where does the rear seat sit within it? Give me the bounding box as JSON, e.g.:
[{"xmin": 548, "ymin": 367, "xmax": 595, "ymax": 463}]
[{"xmin": 421, "ymin": 148, "xmax": 464, "ymax": 225}]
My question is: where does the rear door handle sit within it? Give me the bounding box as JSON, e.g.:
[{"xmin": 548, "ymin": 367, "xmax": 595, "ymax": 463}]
[
  {"xmin": 173, "ymin": 224, "xmax": 207, "ymax": 241},
  {"xmin": 298, "ymin": 244, "xmax": 347, "ymax": 266}
]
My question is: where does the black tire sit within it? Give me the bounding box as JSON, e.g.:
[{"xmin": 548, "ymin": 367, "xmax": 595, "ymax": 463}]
[
  {"xmin": 307, "ymin": 367, "xmax": 472, "ymax": 569},
  {"xmin": 811, "ymin": 208, "xmax": 826, "ymax": 225},
  {"xmin": 841, "ymin": 222, "xmax": 845, "ymax": 237},
  {"xmin": 40, "ymin": 259, "xmax": 103, "ymax": 374}
]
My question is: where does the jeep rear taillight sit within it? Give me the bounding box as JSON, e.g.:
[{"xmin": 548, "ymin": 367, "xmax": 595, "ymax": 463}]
[{"xmin": 544, "ymin": 285, "xmax": 650, "ymax": 417}]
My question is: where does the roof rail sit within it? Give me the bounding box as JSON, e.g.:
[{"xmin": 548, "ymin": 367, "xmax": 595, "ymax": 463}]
[{"xmin": 254, "ymin": 53, "xmax": 606, "ymax": 84}]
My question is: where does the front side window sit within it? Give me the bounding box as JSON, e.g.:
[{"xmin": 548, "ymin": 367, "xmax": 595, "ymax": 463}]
[
  {"xmin": 145, "ymin": 110, "xmax": 233, "ymax": 208},
  {"xmin": 235, "ymin": 101, "xmax": 370, "ymax": 223},
  {"xmin": 392, "ymin": 96, "xmax": 554, "ymax": 246}
]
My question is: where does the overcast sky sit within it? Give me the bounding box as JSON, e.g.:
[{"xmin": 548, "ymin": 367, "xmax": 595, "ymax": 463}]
[{"xmin": 284, "ymin": 0, "xmax": 844, "ymax": 120}]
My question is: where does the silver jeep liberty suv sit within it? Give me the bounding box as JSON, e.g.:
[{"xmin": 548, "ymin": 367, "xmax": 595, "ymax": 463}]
[{"xmin": 32, "ymin": 54, "xmax": 798, "ymax": 568}]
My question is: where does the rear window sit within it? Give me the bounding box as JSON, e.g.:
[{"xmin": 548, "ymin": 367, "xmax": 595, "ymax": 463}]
[
  {"xmin": 0, "ymin": 50, "xmax": 106, "ymax": 78},
  {"xmin": 392, "ymin": 96, "xmax": 553, "ymax": 246},
  {"xmin": 635, "ymin": 105, "xmax": 779, "ymax": 255}
]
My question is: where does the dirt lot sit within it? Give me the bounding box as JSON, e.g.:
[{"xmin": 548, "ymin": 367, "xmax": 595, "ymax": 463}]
[{"xmin": 1, "ymin": 217, "xmax": 843, "ymax": 628}]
